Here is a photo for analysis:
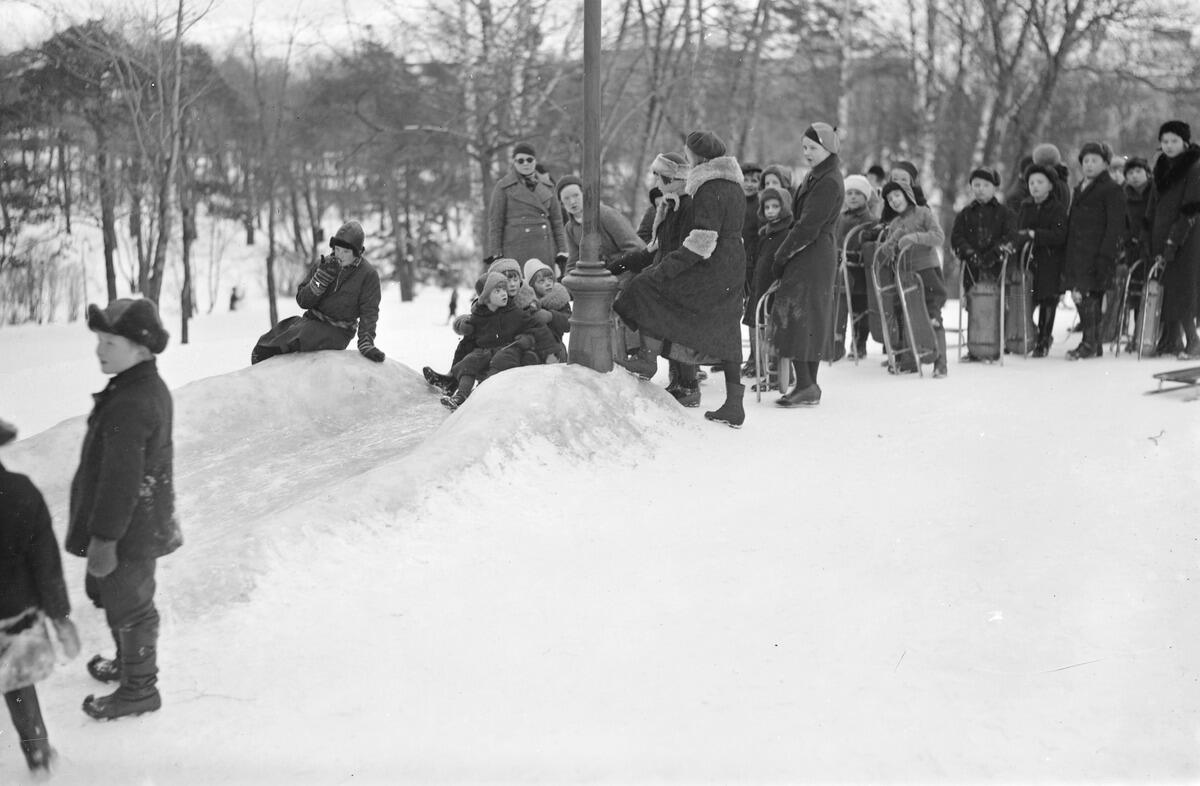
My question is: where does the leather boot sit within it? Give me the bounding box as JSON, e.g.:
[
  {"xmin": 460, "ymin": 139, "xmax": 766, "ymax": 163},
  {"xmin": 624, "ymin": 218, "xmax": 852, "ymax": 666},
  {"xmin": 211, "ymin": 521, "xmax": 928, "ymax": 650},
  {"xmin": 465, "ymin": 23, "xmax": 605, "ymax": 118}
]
[
  {"xmin": 5, "ymin": 686, "xmax": 55, "ymax": 772},
  {"xmin": 932, "ymin": 322, "xmax": 948, "ymax": 378},
  {"xmin": 777, "ymin": 383, "xmax": 821, "ymax": 407},
  {"xmin": 83, "ymin": 627, "xmax": 162, "ymax": 720},
  {"xmin": 704, "ymin": 383, "xmax": 745, "ymax": 428},
  {"xmin": 87, "ymin": 629, "xmax": 122, "ymax": 683}
]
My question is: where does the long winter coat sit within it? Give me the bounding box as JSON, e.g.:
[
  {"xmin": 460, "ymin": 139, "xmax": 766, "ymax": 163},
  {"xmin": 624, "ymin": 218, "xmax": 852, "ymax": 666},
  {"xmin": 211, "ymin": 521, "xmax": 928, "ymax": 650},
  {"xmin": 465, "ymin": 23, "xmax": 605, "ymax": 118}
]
[
  {"xmin": 1, "ymin": 461, "xmax": 69, "ymax": 621},
  {"xmin": 1144, "ymin": 144, "xmax": 1200, "ymax": 322},
  {"xmin": 487, "ymin": 169, "xmax": 567, "ymax": 265},
  {"xmin": 614, "ymin": 156, "xmax": 746, "ymax": 363},
  {"xmin": 743, "ymin": 188, "xmax": 795, "ymax": 328},
  {"xmin": 1064, "ymin": 170, "xmax": 1125, "ymax": 293},
  {"xmin": 1122, "ymin": 181, "xmax": 1152, "ymax": 264},
  {"xmin": 563, "ymin": 203, "xmax": 644, "ymax": 273},
  {"xmin": 769, "ymin": 152, "xmax": 845, "ymax": 360},
  {"xmin": 255, "ymin": 257, "xmax": 382, "ymax": 354},
  {"xmin": 951, "ymin": 198, "xmax": 1018, "ymax": 272},
  {"xmin": 1016, "ymin": 195, "xmax": 1068, "ymax": 301},
  {"xmin": 67, "ymin": 359, "xmax": 182, "ymax": 561}
]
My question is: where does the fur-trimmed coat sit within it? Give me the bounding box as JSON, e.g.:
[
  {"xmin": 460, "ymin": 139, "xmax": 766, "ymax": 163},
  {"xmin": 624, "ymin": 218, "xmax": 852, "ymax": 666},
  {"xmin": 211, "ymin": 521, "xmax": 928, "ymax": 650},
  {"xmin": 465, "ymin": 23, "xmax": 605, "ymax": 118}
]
[
  {"xmin": 1144, "ymin": 144, "xmax": 1200, "ymax": 321},
  {"xmin": 1064, "ymin": 170, "xmax": 1125, "ymax": 293},
  {"xmin": 487, "ymin": 168, "xmax": 568, "ymax": 264},
  {"xmin": 770, "ymin": 152, "xmax": 845, "ymax": 361},
  {"xmin": 613, "ymin": 156, "xmax": 747, "ymax": 362}
]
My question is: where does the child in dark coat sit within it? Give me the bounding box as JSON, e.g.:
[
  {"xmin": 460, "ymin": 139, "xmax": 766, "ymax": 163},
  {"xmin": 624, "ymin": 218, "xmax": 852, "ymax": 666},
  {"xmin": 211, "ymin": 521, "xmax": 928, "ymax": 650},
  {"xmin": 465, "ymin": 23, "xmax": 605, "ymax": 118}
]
[
  {"xmin": 441, "ymin": 272, "xmax": 559, "ymax": 411},
  {"xmin": 524, "ymin": 259, "xmax": 572, "ymax": 356},
  {"xmin": 742, "ymin": 186, "xmax": 794, "ymax": 382},
  {"xmin": 1, "ymin": 419, "xmax": 80, "ymax": 774},
  {"xmin": 951, "ymin": 167, "xmax": 1019, "ymax": 297},
  {"xmin": 833, "ymin": 175, "xmax": 878, "ymax": 360},
  {"xmin": 1016, "ymin": 165, "xmax": 1069, "ymax": 356}
]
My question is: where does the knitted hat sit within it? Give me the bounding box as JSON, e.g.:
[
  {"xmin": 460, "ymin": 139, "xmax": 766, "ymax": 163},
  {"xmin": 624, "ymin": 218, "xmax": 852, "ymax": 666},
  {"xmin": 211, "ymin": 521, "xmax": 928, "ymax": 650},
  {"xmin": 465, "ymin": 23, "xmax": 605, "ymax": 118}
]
[
  {"xmin": 487, "ymin": 257, "xmax": 522, "ymax": 280},
  {"xmin": 0, "ymin": 418, "xmax": 16, "ymax": 446},
  {"xmin": 968, "ymin": 167, "xmax": 1000, "ymax": 186},
  {"xmin": 478, "ymin": 272, "xmax": 507, "ymax": 303},
  {"xmin": 892, "ymin": 160, "xmax": 920, "ymax": 183},
  {"xmin": 1078, "ymin": 141, "xmax": 1112, "ymax": 164},
  {"xmin": 87, "ymin": 298, "xmax": 169, "ymax": 354},
  {"xmin": 803, "ymin": 122, "xmax": 840, "ymax": 154},
  {"xmin": 555, "ymin": 175, "xmax": 583, "ymax": 201},
  {"xmin": 741, "ymin": 161, "xmax": 763, "ymax": 175},
  {"xmin": 1158, "ymin": 120, "xmax": 1191, "ymax": 143},
  {"xmin": 329, "ymin": 220, "xmax": 365, "ymax": 255},
  {"xmin": 512, "ymin": 142, "xmax": 536, "ymax": 159},
  {"xmin": 523, "ymin": 258, "xmax": 554, "ymax": 283},
  {"xmin": 1032, "ymin": 143, "xmax": 1062, "ymax": 167},
  {"xmin": 1124, "ymin": 156, "xmax": 1150, "ymax": 174},
  {"xmin": 685, "ymin": 131, "xmax": 726, "ymax": 160},
  {"xmin": 843, "ymin": 174, "xmax": 873, "ymax": 198}
]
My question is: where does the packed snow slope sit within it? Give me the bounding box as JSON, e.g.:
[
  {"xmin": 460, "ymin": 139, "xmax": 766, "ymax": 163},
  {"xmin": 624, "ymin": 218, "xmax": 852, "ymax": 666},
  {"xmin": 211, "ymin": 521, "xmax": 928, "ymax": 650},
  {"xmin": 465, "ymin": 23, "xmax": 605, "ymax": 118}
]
[{"xmin": 1, "ymin": 287, "xmax": 1198, "ymax": 784}]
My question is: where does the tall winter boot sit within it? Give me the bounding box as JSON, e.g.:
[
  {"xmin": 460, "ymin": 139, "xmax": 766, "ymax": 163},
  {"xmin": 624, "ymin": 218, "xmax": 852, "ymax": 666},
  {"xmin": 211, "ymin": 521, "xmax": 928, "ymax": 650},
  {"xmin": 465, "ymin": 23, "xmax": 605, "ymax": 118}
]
[
  {"xmin": 5, "ymin": 686, "xmax": 55, "ymax": 772},
  {"xmin": 83, "ymin": 626, "xmax": 162, "ymax": 720},
  {"xmin": 704, "ymin": 383, "xmax": 746, "ymax": 428},
  {"xmin": 1032, "ymin": 301, "xmax": 1055, "ymax": 358},
  {"xmin": 87, "ymin": 629, "xmax": 122, "ymax": 683},
  {"xmin": 932, "ymin": 321, "xmax": 948, "ymax": 378},
  {"xmin": 1067, "ymin": 296, "xmax": 1101, "ymax": 360}
]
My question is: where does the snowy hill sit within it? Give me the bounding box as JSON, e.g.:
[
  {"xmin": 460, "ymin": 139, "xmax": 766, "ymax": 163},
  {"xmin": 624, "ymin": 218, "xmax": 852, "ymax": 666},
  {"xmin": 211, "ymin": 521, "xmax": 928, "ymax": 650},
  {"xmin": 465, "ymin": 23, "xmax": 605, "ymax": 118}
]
[{"xmin": 1, "ymin": 286, "xmax": 1198, "ymax": 783}]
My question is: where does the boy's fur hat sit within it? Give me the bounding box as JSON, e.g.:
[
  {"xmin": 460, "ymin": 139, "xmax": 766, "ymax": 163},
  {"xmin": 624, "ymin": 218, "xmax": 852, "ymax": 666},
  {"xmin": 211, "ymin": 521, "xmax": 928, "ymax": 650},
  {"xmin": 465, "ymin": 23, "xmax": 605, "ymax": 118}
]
[
  {"xmin": 1124, "ymin": 156, "xmax": 1150, "ymax": 174},
  {"xmin": 87, "ymin": 298, "xmax": 169, "ymax": 354},
  {"xmin": 1158, "ymin": 120, "xmax": 1191, "ymax": 144},
  {"xmin": 1077, "ymin": 141, "xmax": 1112, "ymax": 165},
  {"xmin": 969, "ymin": 167, "xmax": 1000, "ymax": 187}
]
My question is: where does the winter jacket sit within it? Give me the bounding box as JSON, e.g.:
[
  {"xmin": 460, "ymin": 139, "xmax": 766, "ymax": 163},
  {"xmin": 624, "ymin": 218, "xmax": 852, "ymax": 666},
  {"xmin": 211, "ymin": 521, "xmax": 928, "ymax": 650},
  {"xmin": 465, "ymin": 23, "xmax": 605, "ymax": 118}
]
[
  {"xmin": 951, "ymin": 198, "xmax": 1018, "ymax": 273},
  {"xmin": 1016, "ymin": 195, "xmax": 1068, "ymax": 301},
  {"xmin": 743, "ymin": 186, "xmax": 795, "ymax": 328},
  {"xmin": 880, "ymin": 182, "xmax": 945, "ymax": 274},
  {"xmin": 770, "ymin": 152, "xmax": 845, "ymax": 360},
  {"xmin": 0, "ymin": 461, "xmax": 70, "ymax": 621},
  {"xmin": 614, "ymin": 156, "xmax": 747, "ymax": 363},
  {"xmin": 294, "ymin": 255, "xmax": 382, "ymax": 351},
  {"xmin": 563, "ymin": 203, "xmax": 644, "ymax": 273},
  {"xmin": 67, "ymin": 359, "xmax": 182, "ymax": 561},
  {"xmin": 487, "ymin": 168, "xmax": 567, "ymax": 265},
  {"xmin": 536, "ymin": 282, "xmax": 573, "ymax": 342},
  {"xmin": 461, "ymin": 300, "xmax": 557, "ymax": 358},
  {"xmin": 1121, "ymin": 181, "xmax": 1151, "ymax": 265},
  {"xmin": 1145, "ymin": 145, "xmax": 1200, "ymax": 321},
  {"xmin": 1064, "ymin": 170, "xmax": 1125, "ymax": 292}
]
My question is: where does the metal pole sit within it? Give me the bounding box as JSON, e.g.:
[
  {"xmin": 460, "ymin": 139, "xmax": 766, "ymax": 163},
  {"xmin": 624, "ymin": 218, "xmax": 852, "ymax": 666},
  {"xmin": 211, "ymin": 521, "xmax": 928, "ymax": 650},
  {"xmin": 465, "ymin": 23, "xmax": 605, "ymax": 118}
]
[{"xmin": 563, "ymin": 0, "xmax": 618, "ymax": 372}]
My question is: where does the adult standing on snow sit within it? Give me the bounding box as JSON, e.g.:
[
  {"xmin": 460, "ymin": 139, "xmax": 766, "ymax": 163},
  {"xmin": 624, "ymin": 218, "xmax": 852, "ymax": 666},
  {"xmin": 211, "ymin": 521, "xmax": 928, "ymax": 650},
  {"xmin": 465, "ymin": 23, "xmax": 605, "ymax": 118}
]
[
  {"xmin": 488, "ymin": 143, "xmax": 568, "ymax": 275},
  {"xmin": 614, "ymin": 131, "xmax": 747, "ymax": 427},
  {"xmin": 1144, "ymin": 121, "xmax": 1200, "ymax": 358},
  {"xmin": 68, "ymin": 298, "xmax": 182, "ymax": 720},
  {"xmin": 1, "ymin": 418, "xmax": 80, "ymax": 773},
  {"xmin": 250, "ymin": 220, "xmax": 386, "ymax": 365},
  {"xmin": 770, "ymin": 122, "xmax": 846, "ymax": 406}
]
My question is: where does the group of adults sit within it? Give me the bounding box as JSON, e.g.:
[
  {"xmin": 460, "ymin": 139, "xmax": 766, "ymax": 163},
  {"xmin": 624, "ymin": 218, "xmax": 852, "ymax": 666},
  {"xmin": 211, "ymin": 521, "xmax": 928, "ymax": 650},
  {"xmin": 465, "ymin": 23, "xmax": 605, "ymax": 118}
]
[{"xmin": 484, "ymin": 126, "xmax": 846, "ymax": 429}]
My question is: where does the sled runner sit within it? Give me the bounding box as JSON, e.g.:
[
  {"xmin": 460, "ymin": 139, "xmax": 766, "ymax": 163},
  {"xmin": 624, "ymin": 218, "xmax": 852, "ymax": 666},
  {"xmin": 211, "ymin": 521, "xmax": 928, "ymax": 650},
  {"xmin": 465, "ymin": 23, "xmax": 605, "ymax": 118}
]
[
  {"xmin": 868, "ymin": 232, "xmax": 936, "ymax": 376},
  {"xmin": 1136, "ymin": 257, "xmax": 1165, "ymax": 360},
  {"xmin": 752, "ymin": 282, "xmax": 792, "ymax": 402},
  {"xmin": 1004, "ymin": 244, "xmax": 1035, "ymax": 357},
  {"xmin": 1112, "ymin": 258, "xmax": 1144, "ymax": 358},
  {"xmin": 834, "ymin": 223, "xmax": 870, "ymax": 367},
  {"xmin": 1147, "ymin": 366, "xmax": 1200, "ymax": 395}
]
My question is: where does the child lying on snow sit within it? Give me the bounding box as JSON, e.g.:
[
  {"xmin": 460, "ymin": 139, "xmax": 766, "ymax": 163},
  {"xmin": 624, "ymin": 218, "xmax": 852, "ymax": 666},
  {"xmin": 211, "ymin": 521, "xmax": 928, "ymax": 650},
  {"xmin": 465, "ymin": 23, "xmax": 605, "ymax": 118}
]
[{"xmin": 439, "ymin": 272, "xmax": 560, "ymax": 411}]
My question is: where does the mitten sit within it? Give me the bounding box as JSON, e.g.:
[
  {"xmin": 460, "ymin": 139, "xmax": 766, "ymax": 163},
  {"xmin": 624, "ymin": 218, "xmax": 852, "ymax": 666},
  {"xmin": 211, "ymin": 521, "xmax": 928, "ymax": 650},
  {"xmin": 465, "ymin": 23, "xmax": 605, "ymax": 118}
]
[
  {"xmin": 308, "ymin": 257, "xmax": 339, "ymax": 294},
  {"xmin": 534, "ymin": 309, "xmax": 553, "ymax": 325},
  {"xmin": 516, "ymin": 334, "xmax": 535, "ymax": 351},
  {"xmin": 452, "ymin": 315, "xmax": 474, "ymax": 336},
  {"xmin": 86, "ymin": 537, "xmax": 118, "ymax": 578},
  {"xmin": 554, "ymin": 252, "xmax": 568, "ymax": 270},
  {"xmin": 51, "ymin": 617, "xmax": 81, "ymax": 659},
  {"xmin": 358, "ymin": 337, "xmax": 386, "ymax": 362}
]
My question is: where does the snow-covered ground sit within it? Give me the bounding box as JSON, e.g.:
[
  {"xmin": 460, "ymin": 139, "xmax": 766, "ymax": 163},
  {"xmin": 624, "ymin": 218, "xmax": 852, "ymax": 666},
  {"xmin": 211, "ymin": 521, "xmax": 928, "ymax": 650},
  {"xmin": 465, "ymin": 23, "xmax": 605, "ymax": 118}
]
[{"xmin": 1, "ymin": 284, "xmax": 1198, "ymax": 784}]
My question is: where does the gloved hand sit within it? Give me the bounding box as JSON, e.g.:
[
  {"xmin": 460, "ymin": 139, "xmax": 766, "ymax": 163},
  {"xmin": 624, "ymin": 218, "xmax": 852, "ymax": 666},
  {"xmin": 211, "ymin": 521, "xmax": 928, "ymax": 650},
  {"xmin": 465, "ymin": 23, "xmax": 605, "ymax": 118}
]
[
  {"xmin": 452, "ymin": 315, "xmax": 474, "ymax": 336},
  {"xmin": 606, "ymin": 257, "xmax": 630, "ymax": 276},
  {"xmin": 516, "ymin": 334, "xmax": 535, "ymax": 351},
  {"xmin": 51, "ymin": 617, "xmax": 81, "ymax": 659},
  {"xmin": 86, "ymin": 537, "xmax": 118, "ymax": 578},
  {"xmin": 361, "ymin": 345, "xmax": 385, "ymax": 363},
  {"xmin": 534, "ymin": 309, "xmax": 553, "ymax": 325},
  {"xmin": 309, "ymin": 257, "xmax": 339, "ymax": 291},
  {"xmin": 555, "ymin": 252, "xmax": 568, "ymax": 269}
]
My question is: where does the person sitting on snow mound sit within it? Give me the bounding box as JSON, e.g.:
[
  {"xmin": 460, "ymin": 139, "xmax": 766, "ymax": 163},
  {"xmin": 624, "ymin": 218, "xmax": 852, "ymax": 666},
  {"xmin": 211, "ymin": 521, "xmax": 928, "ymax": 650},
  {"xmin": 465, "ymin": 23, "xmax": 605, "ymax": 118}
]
[
  {"xmin": 524, "ymin": 258, "xmax": 571, "ymax": 357},
  {"xmin": 250, "ymin": 220, "xmax": 385, "ymax": 365},
  {"xmin": 440, "ymin": 272, "xmax": 560, "ymax": 411},
  {"xmin": 1, "ymin": 418, "xmax": 81, "ymax": 774}
]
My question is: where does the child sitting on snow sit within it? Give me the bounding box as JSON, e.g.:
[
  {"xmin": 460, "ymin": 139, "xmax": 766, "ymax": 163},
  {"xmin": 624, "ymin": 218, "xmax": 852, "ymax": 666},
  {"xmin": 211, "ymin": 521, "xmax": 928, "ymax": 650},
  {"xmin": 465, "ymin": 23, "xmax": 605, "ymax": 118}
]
[
  {"xmin": 524, "ymin": 259, "xmax": 571, "ymax": 349},
  {"xmin": 440, "ymin": 272, "xmax": 560, "ymax": 411}
]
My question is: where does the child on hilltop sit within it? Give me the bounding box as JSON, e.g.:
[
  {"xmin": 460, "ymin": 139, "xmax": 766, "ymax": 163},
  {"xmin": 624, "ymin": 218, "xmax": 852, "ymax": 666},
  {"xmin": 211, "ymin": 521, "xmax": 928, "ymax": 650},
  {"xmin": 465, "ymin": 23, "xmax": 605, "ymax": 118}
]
[{"xmin": 440, "ymin": 272, "xmax": 560, "ymax": 411}]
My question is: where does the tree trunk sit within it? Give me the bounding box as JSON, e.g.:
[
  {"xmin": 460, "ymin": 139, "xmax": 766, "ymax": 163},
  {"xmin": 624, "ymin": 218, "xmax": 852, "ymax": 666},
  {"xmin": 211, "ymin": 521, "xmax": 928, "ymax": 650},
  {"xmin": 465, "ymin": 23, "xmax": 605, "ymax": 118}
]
[
  {"xmin": 96, "ymin": 128, "xmax": 119, "ymax": 302},
  {"xmin": 266, "ymin": 182, "xmax": 279, "ymax": 327}
]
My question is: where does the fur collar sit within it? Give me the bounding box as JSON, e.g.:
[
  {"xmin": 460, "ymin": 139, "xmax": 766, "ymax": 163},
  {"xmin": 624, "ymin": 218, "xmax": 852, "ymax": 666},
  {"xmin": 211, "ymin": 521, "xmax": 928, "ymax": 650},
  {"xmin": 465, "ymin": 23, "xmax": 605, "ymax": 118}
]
[
  {"xmin": 685, "ymin": 156, "xmax": 743, "ymax": 196},
  {"xmin": 1153, "ymin": 144, "xmax": 1200, "ymax": 194},
  {"xmin": 538, "ymin": 282, "xmax": 571, "ymax": 312}
]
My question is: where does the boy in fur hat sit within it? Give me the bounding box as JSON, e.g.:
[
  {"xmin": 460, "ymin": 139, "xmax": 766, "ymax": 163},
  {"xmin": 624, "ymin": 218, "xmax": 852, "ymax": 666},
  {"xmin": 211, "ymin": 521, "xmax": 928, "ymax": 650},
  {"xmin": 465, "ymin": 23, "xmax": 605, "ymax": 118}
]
[
  {"xmin": 1, "ymin": 418, "xmax": 80, "ymax": 773},
  {"xmin": 70, "ymin": 298, "xmax": 182, "ymax": 720},
  {"xmin": 951, "ymin": 167, "xmax": 1019, "ymax": 306},
  {"xmin": 440, "ymin": 272, "xmax": 560, "ymax": 411}
]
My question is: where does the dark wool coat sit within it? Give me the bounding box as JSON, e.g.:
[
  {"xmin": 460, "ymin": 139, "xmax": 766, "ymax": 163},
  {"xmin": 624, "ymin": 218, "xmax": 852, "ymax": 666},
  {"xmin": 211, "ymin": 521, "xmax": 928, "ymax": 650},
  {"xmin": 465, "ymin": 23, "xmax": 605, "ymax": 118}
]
[
  {"xmin": 461, "ymin": 300, "xmax": 557, "ymax": 356},
  {"xmin": 742, "ymin": 193, "xmax": 761, "ymax": 286},
  {"xmin": 743, "ymin": 189, "xmax": 795, "ymax": 328},
  {"xmin": 1122, "ymin": 182, "xmax": 1151, "ymax": 263},
  {"xmin": 0, "ymin": 462, "xmax": 70, "ymax": 621},
  {"xmin": 67, "ymin": 360, "xmax": 182, "ymax": 561},
  {"xmin": 563, "ymin": 203, "xmax": 644, "ymax": 272},
  {"xmin": 256, "ymin": 257, "xmax": 382, "ymax": 353},
  {"xmin": 1064, "ymin": 170, "xmax": 1125, "ymax": 293},
  {"xmin": 487, "ymin": 169, "xmax": 567, "ymax": 264},
  {"xmin": 1144, "ymin": 145, "xmax": 1200, "ymax": 321},
  {"xmin": 769, "ymin": 153, "xmax": 845, "ymax": 360},
  {"xmin": 614, "ymin": 156, "xmax": 746, "ymax": 362},
  {"xmin": 951, "ymin": 198, "xmax": 1019, "ymax": 269},
  {"xmin": 836, "ymin": 204, "xmax": 878, "ymax": 295},
  {"xmin": 1016, "ymin": 195, "xmax": 1068, "ymax": 301}
]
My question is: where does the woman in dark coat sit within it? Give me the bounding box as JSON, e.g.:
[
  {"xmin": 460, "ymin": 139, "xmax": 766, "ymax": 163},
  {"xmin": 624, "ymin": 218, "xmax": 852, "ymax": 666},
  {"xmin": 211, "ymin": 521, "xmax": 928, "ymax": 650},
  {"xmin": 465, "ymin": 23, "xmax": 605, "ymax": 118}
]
[
  {"xmin": 1143, "ymin": 120, "xmax": 1200, "ymax": 358},
  {"xmin": 614, "ymin": 130, "xmax": 747, "ymax": 427},
  {"xmin": 1064, "ymin": 142, "xmax": 1125, "ymax": 359},
  {"xmin": 770, "ymin": 122, "xmax": 845, "ymax": 406},
  {"xmin": 0, "ymin": 419, "xmax": 79, "ymax": 773},
  {"xmin": 1016, "ymin": 165, "xmax": 1069, "ymax": 357},
  {"xmin": 487, "ymin": 143, "xmax": 568, "ymax": 273}
]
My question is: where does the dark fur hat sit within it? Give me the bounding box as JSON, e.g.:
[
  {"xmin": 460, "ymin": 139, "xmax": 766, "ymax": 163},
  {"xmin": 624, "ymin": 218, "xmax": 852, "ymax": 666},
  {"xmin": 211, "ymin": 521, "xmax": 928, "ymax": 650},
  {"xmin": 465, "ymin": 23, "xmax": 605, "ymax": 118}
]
[
  {"xmin": 512, "ymin": 142, "xmax": 537, "ymax": 159},
  {"xmin": 1158, "ymin": 121, "xmax": 1191, "ymax": 144},
  {"xmin": 87, "ymin": 298, "xmax": 169, "ymax": 354},
  {"xmin": 1078, "ymin": 141, "xmax": 1112, "ymax": 165},
  {"xmin": 969, "ymin": 167, "xmax": 1000, "ymax": 187}
]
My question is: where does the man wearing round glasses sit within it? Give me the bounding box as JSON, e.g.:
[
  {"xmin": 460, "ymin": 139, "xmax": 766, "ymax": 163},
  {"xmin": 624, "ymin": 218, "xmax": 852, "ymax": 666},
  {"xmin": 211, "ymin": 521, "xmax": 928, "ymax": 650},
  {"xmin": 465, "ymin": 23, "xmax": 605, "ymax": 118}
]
[{"xmin": 488, "ymin": 143, "xmax": 568, "ymax": 276}]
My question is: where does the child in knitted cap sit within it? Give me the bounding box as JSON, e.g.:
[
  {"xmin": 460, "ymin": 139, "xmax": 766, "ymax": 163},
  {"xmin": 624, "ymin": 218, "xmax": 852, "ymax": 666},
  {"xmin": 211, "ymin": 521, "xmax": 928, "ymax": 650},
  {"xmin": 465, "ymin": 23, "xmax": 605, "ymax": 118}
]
[
  {"xmin": 524, "ymin": 259, "xmax": 572, "ymax": 344},
  {"xmin": 440, "ymin": 271, "xmax": 560, "ymax": 411},
  {"xmin": 488, "ymin": 257, "xmax": 538, "ymax": 311}
]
